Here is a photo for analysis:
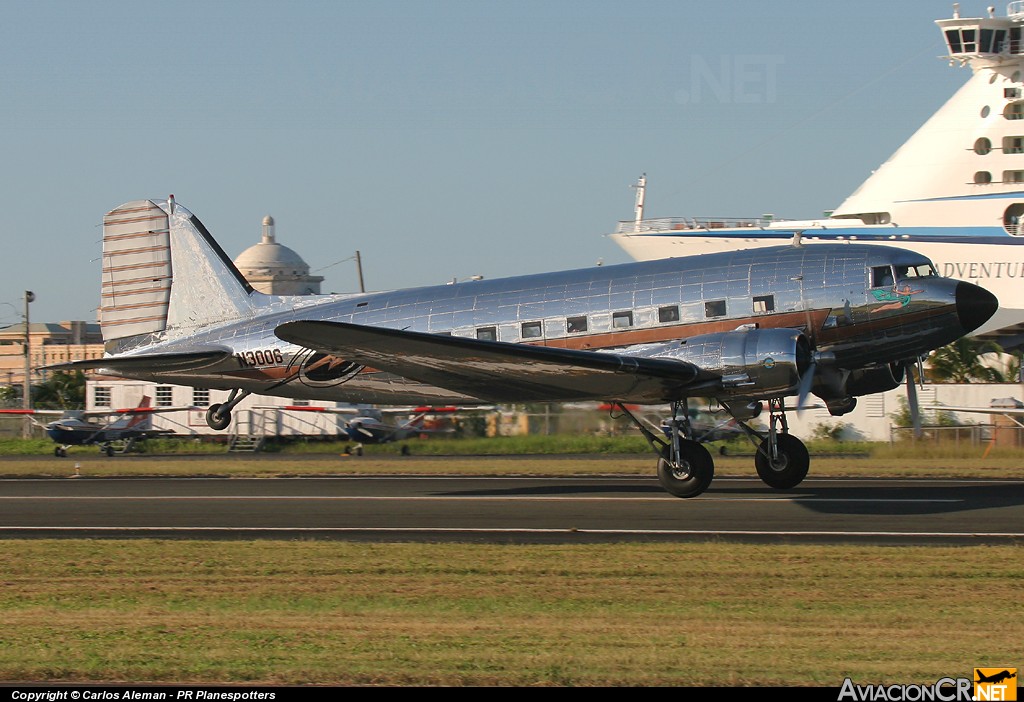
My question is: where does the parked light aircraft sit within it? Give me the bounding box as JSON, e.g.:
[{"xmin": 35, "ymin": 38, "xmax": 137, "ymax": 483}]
[
  {"xmin": 0, "ymin": 396, "xmax": 184, "ymax": 456},
  {"xmin": 48, "ymin": 197, "xmax": 998, "ymax": 497},
  {"xmin": 267, "ymin": 404, "xmax": 461, "ymax": 453}
]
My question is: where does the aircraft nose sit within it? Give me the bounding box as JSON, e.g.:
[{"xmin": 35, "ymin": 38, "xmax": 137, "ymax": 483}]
[{"xmin": 955, "ymin": 281, "xmax": 998, "ymax": 334}]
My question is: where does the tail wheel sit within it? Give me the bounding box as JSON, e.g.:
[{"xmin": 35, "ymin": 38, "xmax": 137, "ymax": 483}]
[
  {"xmin": 657, "ymin": 440, "xmax": 714, "ymax": 498},
  {"xmin": 206, "ymin": 404, "xmax": 231, "ymax": 431},
  {"xmin": 755, "ymin": 434, "xmax": 809, "ymax": 489}
]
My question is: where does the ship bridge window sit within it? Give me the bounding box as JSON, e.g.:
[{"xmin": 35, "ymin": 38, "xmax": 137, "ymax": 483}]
[
  {"xmin": 974, "ymin": 171, "xmax": 993, "ymax": 184},
  {"xmin": 871, "ymin": 266, "xmax": 894, "ymax": 288},
  {"xmin": 975, "ymin": 137, "xmax": 992, "ymax": 155},
  {"xmin": 1004, "ymin": 102, "xmax": 1024, "ymax": 120},
  {"xmin": 1004, "ymin": 136, "xmax": 1024, "ymax": 153},
  {"xmin": 895, "ymin": 263, "xmax": 937, "ymax": 280}
]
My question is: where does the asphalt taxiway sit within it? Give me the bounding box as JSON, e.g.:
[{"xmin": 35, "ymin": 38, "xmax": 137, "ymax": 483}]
[{"xmin": 0, "ymin": 474, "xmax": 1022, "ymax": 544}]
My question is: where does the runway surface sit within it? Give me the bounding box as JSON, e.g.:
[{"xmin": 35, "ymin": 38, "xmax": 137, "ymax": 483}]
[{"xmin": 1, "ymin": 474, "xmax": 1022, "ymax": 543}]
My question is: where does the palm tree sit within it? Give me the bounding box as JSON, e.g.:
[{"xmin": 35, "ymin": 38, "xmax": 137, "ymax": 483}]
[
  {"xmin": 926, "ymin": 338, "xmax": 1011, "ymax": 383},
  {"xmin": 32, "ymin": 371, "xmax": 85, "ymax": 410}
]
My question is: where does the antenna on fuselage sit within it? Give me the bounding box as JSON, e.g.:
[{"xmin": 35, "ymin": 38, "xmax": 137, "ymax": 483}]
[{"xmin": 791, "ymin": 230, "xmax": 803, "ymax": 247}]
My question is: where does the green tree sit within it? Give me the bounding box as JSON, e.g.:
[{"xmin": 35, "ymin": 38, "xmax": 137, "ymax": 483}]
[
  {"xmin": 926, "ymin": 338, "xmax": 1012, "ymax": 383},
  {"xmin": 32, "ymin": 371, "xmax": 85, "ymax": 410}
]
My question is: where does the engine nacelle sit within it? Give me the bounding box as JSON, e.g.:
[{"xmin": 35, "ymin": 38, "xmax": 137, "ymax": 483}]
[
  {"xmin": 655, "ymin": 328, "xmax": 811, "ymax": 399},
  {"xmin": 845, "ymin": 363, "xmax": 905, "ymax": 397}
]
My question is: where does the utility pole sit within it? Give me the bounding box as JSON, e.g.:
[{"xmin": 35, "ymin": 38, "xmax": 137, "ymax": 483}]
[{"xmin": 22, "ymin": 290, "xmax": 34, "ymax": 438}]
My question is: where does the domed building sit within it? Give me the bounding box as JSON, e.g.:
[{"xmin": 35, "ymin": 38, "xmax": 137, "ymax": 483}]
[{"xmin": 234, "ymin": 215, "xmax": 324, "ymax": 295}]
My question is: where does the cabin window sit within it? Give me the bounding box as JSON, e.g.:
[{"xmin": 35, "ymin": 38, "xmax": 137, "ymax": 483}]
[
  {"xmin": 192, "ymin": 388, "xmax": 210, "ymax": 407},
  {"xmin": 476, "ymin": 327, "xmax": 497, "ymax": 341},
  {"xmin": 974, "ymin": 137, "xmax": 992, "ymax": 155},
  {"xmin": 1007, "ymin": 88, "xmax": 1022, "ymax": 100},
  {"xmin": 871, "ymin": 266, "xmax": 895, "ymax": 288},
  {"xmin": 1004, "ymin": 136, "xmax": 1024, "ymax": 154},
  {"xmin": 291, "ymin": 399, "xmax": 310, "ymax": 407},
  {"xmin": 974, "ymin": 171, "xmax": 993, "ymax": 184},
  {"xmin": 658, "ymin": 305, "xmax": 680, "ymax": 323},
  {"xmin": 521, "ymin": 321, "xmax": 543, "ymax": 339},
  {"xmin": 612, "ymin": 311, "xmax": 633, "ymax": 328},
  {"xmin": 704, "ymin": 300, "xmax": 726, "ymax": 318},
  {"xmin": 567, "ymin": 316, "xmax": 588, "ymax": 333},
  {"xmin": 94, "ymin": 386, "xmax": 111, "ymax": 408},
  {"xmin": 1004, "ymin": 203, "xmax": 1024, "ymax": 235},
  {"xmin": 155, "ymin": 386, "xmax": 174, "ymax": 407},
  {"xmin": 1006, "ymin": 170, "xmax": 1024, "ymax": 183},
  {"xmin": 945, "ymin": 29, "xmax": 962, "ymax": 54},
  {"xmin": 753, "ymin": 295, "xmax": 775, "ymax": 314}
]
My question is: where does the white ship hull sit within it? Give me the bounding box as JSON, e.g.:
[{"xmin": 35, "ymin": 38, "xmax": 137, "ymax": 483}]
[{"xmin": 610, "ymin": 4, "xmax": 1024, "ymax": 341}]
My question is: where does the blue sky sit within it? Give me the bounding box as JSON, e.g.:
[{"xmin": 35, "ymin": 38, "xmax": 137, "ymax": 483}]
[{"xmin": 0, "ymin": 0, "xmax": 973, "ymax": 324}]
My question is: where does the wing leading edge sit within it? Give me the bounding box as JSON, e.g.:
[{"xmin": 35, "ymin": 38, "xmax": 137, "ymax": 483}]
[{"xmin": 275, "ymin": 320, "xmax": 704, "ymax": 403}]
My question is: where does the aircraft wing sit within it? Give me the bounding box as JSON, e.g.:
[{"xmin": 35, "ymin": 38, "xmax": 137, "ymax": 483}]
[
  {"xmin": 43, "ymin": 350, "xmax": 232, "ymax": 374},
  {"xmin": 275, "ymin": 320, "xmax": 703, "ymax": 403}
]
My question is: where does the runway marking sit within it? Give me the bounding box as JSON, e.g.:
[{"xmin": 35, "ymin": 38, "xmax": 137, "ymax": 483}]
[
  {"xmin": 0, "ymin": 495, "xmax": 963, "ymax": 503},
  {"xmin": 0, "ymin": 526, "xmax": 1020, "ymax": 538}
]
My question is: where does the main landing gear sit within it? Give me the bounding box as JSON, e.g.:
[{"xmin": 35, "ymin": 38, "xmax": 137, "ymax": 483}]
[
  {"xmin": 616, "ymin": 397, "xmax": 810, "ymax": 498},
  {"xmin": 205, "ymin": 389, "xmax": 252, "ymax": 431}
]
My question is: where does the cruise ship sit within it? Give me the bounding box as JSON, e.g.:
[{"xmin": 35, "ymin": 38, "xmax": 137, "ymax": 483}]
[{"xmin": 609, "ymin": 3, "xmax": 1024, "ymax": 340}]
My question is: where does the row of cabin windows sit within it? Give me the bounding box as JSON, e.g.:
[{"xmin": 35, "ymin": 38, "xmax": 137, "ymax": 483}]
[
  {"xmin": 973, "ymin": 170, "xmax": 1024, "ymax": 184},
  {"xmin": 472, "ymin": 296, "xmax": 776, "ymax": 341},
  {"xmin": 973, "ymin": 136, "xmax": 1024, "ymax": 154}
]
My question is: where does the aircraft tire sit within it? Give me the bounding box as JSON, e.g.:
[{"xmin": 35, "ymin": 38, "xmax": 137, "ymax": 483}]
[
  {"xmin": 657, "ymin": 440, "xmax": 714, "ymax": 498},
  {"xmin": 754, "ymin": 434, "xmax": 810, "ymax": 489},
  {"xmin": 104, "ymin": 445, "xmax": 114, "ymax": 457},
  {"xmin": 206, "ymin": 404, "xmax": 231, "ymax": 431},
  {"xmin": 54, "ymin": 447, "xmax": 66, "ymax": 458}
]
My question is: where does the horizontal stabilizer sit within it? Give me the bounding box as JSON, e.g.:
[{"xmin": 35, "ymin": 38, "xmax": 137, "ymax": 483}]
[
  {"xmin": 275, "ymin": 320, "xmax": 701, "ymax": 403},
  {"xmin": 43, "ymin": 350, "xmax": 232, "ymax": 374}
]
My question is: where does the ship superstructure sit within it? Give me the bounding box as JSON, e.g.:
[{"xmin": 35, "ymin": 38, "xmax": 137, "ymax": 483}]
[{"xmin": 610, "ymin": 3, "xmax": 1024, "ymax": 340}]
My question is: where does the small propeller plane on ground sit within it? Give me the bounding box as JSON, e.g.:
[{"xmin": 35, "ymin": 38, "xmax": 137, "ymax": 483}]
[
  {"xmin": 0, "ymin": 395, "xmax": 187, "ymax": 456},
  {"xmin": 264, "ymin": 404, "xmax": 463, "ymax": 454},
  {"xmin": 48, "ymin": 197, "xmax": 998, "ymax": 497}
]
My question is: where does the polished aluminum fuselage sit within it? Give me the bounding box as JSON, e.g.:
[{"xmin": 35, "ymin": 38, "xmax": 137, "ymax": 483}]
[{"xmin": 103, "ymin": 243, "xmax": 971, "ymax": 405}]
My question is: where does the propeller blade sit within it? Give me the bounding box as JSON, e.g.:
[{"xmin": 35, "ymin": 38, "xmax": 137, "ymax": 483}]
[
  {"xmin": 797, "ymin": 361, "xmax": 816, "ymax": 416},
  {"xmin": 356, "ymin": 426, "xmax": 375, "ymax": 439}
]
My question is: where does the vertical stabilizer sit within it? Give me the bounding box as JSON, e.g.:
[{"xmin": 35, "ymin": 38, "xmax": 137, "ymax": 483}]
[{"xmin": 101, "ymin": 198, "xmax": 256, "ymax": 343}]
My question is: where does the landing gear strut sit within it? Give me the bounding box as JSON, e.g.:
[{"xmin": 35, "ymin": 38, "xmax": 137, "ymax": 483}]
[
  {"xmin": 617, "ymin": 401, "xmax": 714, "ymax": 498},
  {"xmin": 205, "ymin": 389, "xmax": 251, "ymax": 431}
]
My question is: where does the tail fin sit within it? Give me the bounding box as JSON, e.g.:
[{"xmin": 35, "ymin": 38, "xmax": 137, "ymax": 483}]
[
  {"xmin": 123, "ymin": 395, "xmax": 153, "ymax": 430},
  {"xmin": 101, "ymin": 197, "xmax": 255, "ymax": 345}
]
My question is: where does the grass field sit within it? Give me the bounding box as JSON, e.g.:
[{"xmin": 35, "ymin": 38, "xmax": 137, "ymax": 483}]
[
  {"xmin": 1, "ymin": 540, "xmax": 1021, "ymax": 686},
  {"xmin": 0, "ymin": 447, "xmax": 1021, "ymax": 686}
]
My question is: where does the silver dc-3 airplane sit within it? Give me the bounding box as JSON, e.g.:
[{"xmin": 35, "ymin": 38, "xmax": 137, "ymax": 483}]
[{"xmin": 50, "ymin": 197, "xmax": 999, "ymax": 498}]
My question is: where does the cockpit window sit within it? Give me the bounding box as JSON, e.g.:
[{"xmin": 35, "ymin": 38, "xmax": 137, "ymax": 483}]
[
  {"xmin": 895, "ymin": 263, "xmax": 937, "ymax": 279},
  {"xmin": 871, "ymin": 266, "xmax": 894, "ymax": 288}
]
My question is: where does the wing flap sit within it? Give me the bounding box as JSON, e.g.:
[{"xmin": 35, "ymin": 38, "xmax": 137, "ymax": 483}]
[{"xmin": 275, "ymin": 320, "xmax": 701, "ymax": 403}]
